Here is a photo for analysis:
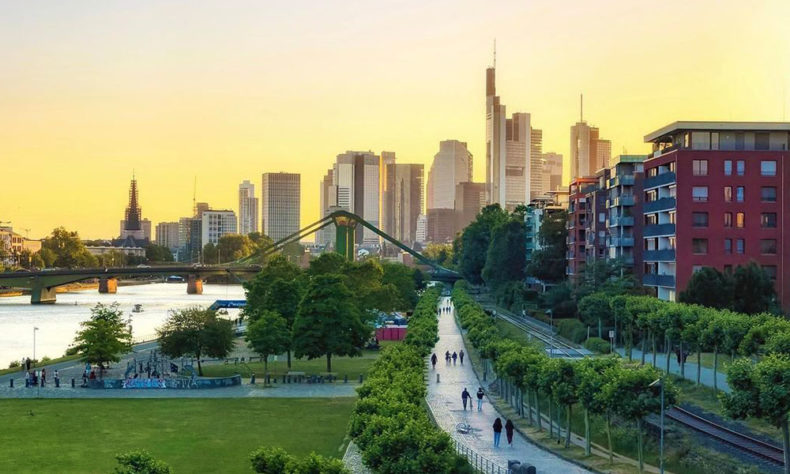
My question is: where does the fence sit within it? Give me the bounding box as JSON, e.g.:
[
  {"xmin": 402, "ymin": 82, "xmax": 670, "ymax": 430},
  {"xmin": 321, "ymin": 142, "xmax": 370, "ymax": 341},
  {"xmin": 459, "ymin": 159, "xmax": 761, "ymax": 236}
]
[{"xmin": 450, "ymin": 437, "xmax": 511, "ymax": 474}]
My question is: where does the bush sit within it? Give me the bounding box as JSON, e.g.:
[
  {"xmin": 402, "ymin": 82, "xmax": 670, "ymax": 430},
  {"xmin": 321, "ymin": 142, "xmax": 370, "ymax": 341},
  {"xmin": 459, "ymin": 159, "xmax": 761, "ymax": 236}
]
[
  {"xmin": 8, "ymin": 360, "xmax": 20, "ymax": 369},
  {"xmin": 583, "ymin": 337, "xmax": 611, "ymax": 354},
  {"xmin": 250, "ymin": 446, "xmax": 348, "ymax": 474},
  {"xmin": 250, "ymin": 447, "xmax": 292, "ymax": 474},
  {"xmin": 114, "ymin": 450, "xmax": 172, "ymax": 474},
  {"xmin": 65, "ymin": 346, "xmax": 79, "ymax": 356},
  {"xmin": 557, "ymin": 319, "xmax": 587, "ymax": 344},
  {"xmin": 40, "ymin": 356, "xmax": 51, "ymax": 363}
]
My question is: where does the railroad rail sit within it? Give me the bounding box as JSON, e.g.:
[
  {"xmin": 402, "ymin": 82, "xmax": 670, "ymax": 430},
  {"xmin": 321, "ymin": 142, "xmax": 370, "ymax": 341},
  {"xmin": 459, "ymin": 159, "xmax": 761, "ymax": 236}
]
[
  {"xmin": 487, "ymin": 305, "xmax": 588, "ymax": 359},
  {"xmin": 667, "ymin": 406, "xmax": 784, "ymax": 466}
]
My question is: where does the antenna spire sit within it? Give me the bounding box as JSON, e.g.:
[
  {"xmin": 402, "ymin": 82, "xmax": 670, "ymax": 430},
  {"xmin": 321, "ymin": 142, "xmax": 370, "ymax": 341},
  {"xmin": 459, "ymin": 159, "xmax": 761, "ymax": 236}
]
[
  {"xmin": 493, "ymin": 38, "xmax": 496, "ymax": 69},
  {"xmin": 580, "ymin": 93, "xmax": 584, "ymax": 122},
  {"xmin": 192, "ymin": 176, "xmax": 197, "ymax": 217}
]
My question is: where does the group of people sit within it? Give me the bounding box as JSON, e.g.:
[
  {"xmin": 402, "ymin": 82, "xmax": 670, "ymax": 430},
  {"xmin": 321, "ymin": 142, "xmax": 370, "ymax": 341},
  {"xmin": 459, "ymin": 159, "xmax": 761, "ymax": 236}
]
[
  {"xmin": 461, "ymin": 386, "xmax": 485, "ymax": 411},
  {"xmin": 437, "ymin": 305, "xmax": 452, "ymax": 315},
  {"xmin": 429, "ymin": 350, "xmax": 464, "ymax": 368},
  {"xmin": 24, "ymin": 368, "xmax": 59, "ymax": 388},
  {"xmin": 491, "ymin": 417, "xmax": 515, "ymax": 448}
]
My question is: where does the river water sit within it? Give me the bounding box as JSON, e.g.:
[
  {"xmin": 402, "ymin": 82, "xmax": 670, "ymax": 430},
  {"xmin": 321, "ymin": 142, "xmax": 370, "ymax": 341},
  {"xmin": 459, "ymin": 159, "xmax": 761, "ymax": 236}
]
[{"xmin": 0, "ymin": 283, "xmax": 245, "ymax": 368}]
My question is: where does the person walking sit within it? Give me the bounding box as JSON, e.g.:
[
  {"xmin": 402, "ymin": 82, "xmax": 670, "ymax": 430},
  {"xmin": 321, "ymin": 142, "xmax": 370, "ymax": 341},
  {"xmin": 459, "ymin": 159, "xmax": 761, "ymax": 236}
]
[
  {"xmin": 445, "ymin": 351, "xmax": 451, "ymax": 364},
  {"xmin": 54, "ymin": 369, "xmax": 59, "ymax": 387},
  {"xmin": 476, "ymin": 387, "xmax": 484, "ymax": 411},
  {"xmin": 459, "ymin": 349, "xmax": 465, "ymax": 365},
  {"xmin": 452, "ymin": 352, "xmax": 458, "ymax": 365},
  {"xmin": 461, "ymin": 388, "xmax": 471, "ymax": 411},
  {"xmin": 505, "ymin": 419, "xmax": 515, "ymax": 447},
  {"xmin": 41, "ymin": 368, "xmax": 46, "ymax": 386},
  {"xmin": 493, "ymin": 418, "xmax": 503, "ymax": 447},
  {"xmin": 431, "ymin": 353, "xmax": 438, "ymax": 369},
  {"xmin": 24, "ymin": 371, "xmax": 30, "ymax": 388}
]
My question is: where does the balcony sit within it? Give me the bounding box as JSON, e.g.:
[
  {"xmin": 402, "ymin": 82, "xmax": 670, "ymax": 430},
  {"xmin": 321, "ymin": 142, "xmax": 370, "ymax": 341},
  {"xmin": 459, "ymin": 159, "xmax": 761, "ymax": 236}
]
[
  {"xmin": 644, "ymin": 197, "xmax": 676, "ymax": 213},
  {"xmin": 608, "ymin": 175, "xmax": 636, "ymax": 188},
  {"xmin": 643, "ymin": 223, "xmax": 676, "ymax": 237},
  {"xmin": 610, "ymin": 237, "xmax": 635, "ymax": 247},
  {"xmin": 607, "ymin": 216, "xmax": 635, "ymax": 227},
  {"xmin": 643, "ymin": 273, "xmax": 676, "ymax": 287},
  {"xmin": 643, "ymin": 172, "xmax": 676, "ymax": 190},
  {"xmin": 643, "ymin": 249, "xmax": 676, "ymax": 261},
  {"xmin": 607, "ymin": 195, "xmax": 636, "ymax": 208}
]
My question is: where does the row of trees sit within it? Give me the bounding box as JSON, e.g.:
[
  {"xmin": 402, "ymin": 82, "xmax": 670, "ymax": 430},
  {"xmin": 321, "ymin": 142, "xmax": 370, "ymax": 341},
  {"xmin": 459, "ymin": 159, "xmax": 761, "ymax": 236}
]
[
  {"xmin": 349, "ymin": 288, "xmax": 473, "ymax": 473},
  {"xmin": 243, "ymin": 253, "xmax": 424, "ymax": 372},
  {"xmin": 454, "ymin": 285, "xmax": 676, "ymax": 473},
  {"xmin": 680, "ymin": 263, "xmax": 780, "ymax": 315},
  {"xmin": 578, "ymin": 291, "xmax": 790, "ymax": 391}
]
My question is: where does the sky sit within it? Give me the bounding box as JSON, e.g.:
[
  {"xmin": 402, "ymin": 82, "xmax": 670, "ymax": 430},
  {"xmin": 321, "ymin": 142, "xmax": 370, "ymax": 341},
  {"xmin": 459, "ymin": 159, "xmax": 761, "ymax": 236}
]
[{"xmin": 1, "ymin": 0, "xmax": 789, "ymax": 240}]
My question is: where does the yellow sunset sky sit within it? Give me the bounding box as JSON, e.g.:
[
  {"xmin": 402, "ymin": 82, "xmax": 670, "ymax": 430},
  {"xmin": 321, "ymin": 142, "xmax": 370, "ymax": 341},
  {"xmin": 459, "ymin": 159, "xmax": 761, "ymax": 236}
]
[{"xmin": 1, "ymin": 0, "xmax": 789, "ymax": 240}]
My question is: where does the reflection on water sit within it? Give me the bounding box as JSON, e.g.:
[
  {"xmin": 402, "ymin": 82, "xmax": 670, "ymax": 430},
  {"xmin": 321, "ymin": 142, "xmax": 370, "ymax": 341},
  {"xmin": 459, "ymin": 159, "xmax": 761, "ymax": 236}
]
[{"xmin": 0, "ymin": 283, "xmax": 244, "ymax": 368}]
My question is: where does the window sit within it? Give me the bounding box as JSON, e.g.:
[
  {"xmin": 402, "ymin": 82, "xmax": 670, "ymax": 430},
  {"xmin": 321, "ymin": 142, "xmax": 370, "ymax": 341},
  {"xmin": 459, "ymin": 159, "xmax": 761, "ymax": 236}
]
[
  {"xmin": 647, "ymin": 168, "xmax": 657, "ymax": 178},
  {"xmin": 692, "ymin": 212, "xmax": 709, "ymax": 227},
  {"xmin": 692, "ymin": 186, "xmax": 708, "ymax": 202},
  {"xmin": 736, "ymin": 160, "xmax": 745, "ymax": 176},
  {"xmin": 669, "ymin": 212, "xmax": 676, "ymax": 224},
  {"xmin": 736, "ymin": 238, "xmax": 745, "ymax": 254},
  {"xmin": 692, "ymin": 265, "xmax": 704, "ymax": 273},
  {"xmin": 756, "ymin": 133, "xmax": 770, "ymax": 151},
  {"xmin": 761, "ymin": 161, "xmax": 777, "ymax": 176},
  {"xmin": 693, "ymin": 160, "xmax": 708, "ymax": 176},
  {"xmin": 724, "ymin": 239, "xmax": 732, "ymax": 254},
  {"xmin": 761, "ymin": 213, "xmax": 777, "ymax": 228},
  {"xmin": 711, "ymin": 132, "xmax": 720, "ymax": 150},
  {"xmin": 692, "ymin": 238, "xmax": 708, "ymax": 254},
  {"xmin": 724, "ymin": 160, "xmax": 733, "ymax": 176},
  {"xmin": 736, "ymin": 212, "xmax": 745, "ymax": 228},
  {"xmin": 724, "ymin": 186, "xmax": 732, "ymax": 202},
  {"xmin": 668, "ymin": 236, "xmax": 676, "ymax": 249},
  {"xmin": 669, "ymin": 162, "xmax": 676, "ymax": 173},
  {"xmin": 723, "ymin": 212, "xmax": 733, "ymax": 227},
  {"xmin": 761, "ymin": 239, "xmax": 778, "ymax": 255},
  {"xmin": 736, "ymin": 186, "xmax": 744, "ymax": 202},
  {"xmin": 645, "ymin": 189, "xmax": 657, "ymax": 202},
  {"xmin": 645, "ymin": 214, "xmax": 657, "ymax": 225},
  {"xmin": 763, "ymin": 265, "xmax": 777, "ymax": 281},
  {"xmin": 762, "ymin": 186, "xmax": 777, "ymax": 202}
]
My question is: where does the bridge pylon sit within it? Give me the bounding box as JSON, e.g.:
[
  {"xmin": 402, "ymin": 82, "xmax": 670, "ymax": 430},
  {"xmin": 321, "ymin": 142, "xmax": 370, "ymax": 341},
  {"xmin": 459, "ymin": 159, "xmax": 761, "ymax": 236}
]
[{"xmin": 333, "ymin": 214, "xmax": 357, "ymax": 261}]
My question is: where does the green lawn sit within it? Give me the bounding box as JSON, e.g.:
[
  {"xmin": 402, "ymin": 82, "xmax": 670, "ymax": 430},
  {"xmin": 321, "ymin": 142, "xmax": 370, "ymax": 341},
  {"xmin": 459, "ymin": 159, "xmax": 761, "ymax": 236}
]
[
  {"xmin": 0, "ymin": 398, "xmax": 355, "ymax": 474},
  {"xmin": 202, "ymin": 347, "xmax": 388, "ymax": 379}
]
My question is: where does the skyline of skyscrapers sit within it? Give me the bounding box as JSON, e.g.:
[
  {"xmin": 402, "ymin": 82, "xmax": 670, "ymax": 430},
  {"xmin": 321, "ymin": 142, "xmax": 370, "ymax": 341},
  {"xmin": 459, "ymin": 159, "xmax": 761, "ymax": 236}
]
[
  {"xmin": 333, "ymin": 151, "xmax": 381, "ymax": 245},
  {"xmin": 262, "ymin": 172, "xmax": 301, "ymax": 242},
  {"xmin": 238, "ymin": 180, "xmax": 259, "ymax": 236},
  {"xmin": 570, "ymin": 116, "xmax": 612, "ymax": 180}
]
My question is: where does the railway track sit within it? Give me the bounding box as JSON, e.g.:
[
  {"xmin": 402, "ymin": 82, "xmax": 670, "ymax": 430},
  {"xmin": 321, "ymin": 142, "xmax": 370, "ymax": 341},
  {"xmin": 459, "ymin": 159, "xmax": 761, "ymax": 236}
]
[
  {"xmin": 488, "ymin": 306, "xmax": 588, "ymax": 359},
  {"xmin": 667, "ymin": 406, "xmax": 785, "ymax": 466}
]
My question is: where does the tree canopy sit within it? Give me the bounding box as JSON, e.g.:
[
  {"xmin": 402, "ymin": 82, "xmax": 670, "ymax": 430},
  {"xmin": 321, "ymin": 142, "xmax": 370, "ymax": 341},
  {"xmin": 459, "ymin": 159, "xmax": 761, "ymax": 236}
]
[
  {"xmin": 458, "ymin": 204, "xmax": 509, "ymax": 284},
  {"xmin": 157, "ymin": 307, "xmax": 234, "ymax": 376},
  {"xmin": 526, "ymin": 210, "xmax": 568, "ymax": 283},
  {"xmin": 41, "ymin": 227, "xmax": 97, "ymax": 268},
  {"xmin": 246, "ymin": 311, "xmax": 291, "ymax": 374},
  {"xmin": 679, "ymin": 267, "xmax": 733, "ymax": 309},
  {"xmin": 482, "ymin": 217, "xmax": 526, "ymax": 290},
  {"xmin": 72, "ymin": 303, "xmax": 132, "ymax": 373}
]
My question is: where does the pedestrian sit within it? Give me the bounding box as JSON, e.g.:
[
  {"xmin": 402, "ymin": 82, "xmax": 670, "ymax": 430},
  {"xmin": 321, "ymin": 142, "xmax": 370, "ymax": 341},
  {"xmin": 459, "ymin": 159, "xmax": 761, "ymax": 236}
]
[
  {"xmin": 431, "ymin": 353, "xmax": 437, "ymax": 369},
  {"xmin": 445, "ymin": 351, "xmax": 451, "ymax": 364},
  {"xmin": 41, "ymin": 368, "xmax": 46, "ymax": 386},
  {"xmin": 493, "ymin": 418, "xmax": 503, "ymax": 447},
  {"xmin": 461, "ymin": 388, "xmax": 471, "ymax": 411},
  {"xmin": 54, "ymin": 370, "xmax": 59, "ymax": 386},
  {"xmin": 25, "ymin": 357, "xmax": 31, "ymax": 371},
  {"xmin": 505, "ymin": 419, "xmax": 514, "ymax": 447},
  {"xmin": 476, "ymin": 387, "xmax": 484, "ymax": 411},
  {"xmin": 24, "ymin": 371, "xmax": 30, "ymax": 388},
  {"xmin": 452, "ymin": 352, "xmax": 457, "ymax": 365},
  {"xmin": 459, "ymin": 349, "xmax": 465, "ymax": 365}
]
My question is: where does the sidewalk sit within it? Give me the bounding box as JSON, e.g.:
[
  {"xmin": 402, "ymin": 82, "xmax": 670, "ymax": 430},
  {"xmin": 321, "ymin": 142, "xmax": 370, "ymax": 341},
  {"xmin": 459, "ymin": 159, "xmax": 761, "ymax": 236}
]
[
  {"xmin": 425, "ymin": 297, "xmax": 590, "ymax": 474},
  {"xmin": 614, "ymin": 347, "xmax": 731, "ymax": 392}
]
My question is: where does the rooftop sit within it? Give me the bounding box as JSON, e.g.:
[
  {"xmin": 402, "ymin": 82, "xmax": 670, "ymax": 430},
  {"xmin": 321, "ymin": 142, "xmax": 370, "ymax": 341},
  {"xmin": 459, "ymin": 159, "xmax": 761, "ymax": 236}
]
[{"xmin": 645, "ymin": 121, "xmax": 790, "ymax": 143}]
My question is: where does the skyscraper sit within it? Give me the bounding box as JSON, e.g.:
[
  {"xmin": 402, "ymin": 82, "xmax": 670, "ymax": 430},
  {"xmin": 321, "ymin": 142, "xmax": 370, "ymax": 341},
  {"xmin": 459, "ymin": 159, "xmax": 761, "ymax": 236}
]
[
  {"xmin": 238, "ymin": 180, "xmax": 258, "ymax": 235},
  {"xmin": 380, "ymin": 151, "xmax": 397, "ymax": 236},
  {"xmin": 261, "ymin": 172, "xmax": 301, "ymax": 242},
  {"xmin": 333, "ymin": 151, "xmax": 380, "ymax": 245},
  {"xmin": 317, "ymin": 168, "xmax": 335, "ymax": 247},
  {"xmin": 427, "ymin": 140, "xmax": 472, "ymax": 210},
  {"xmin": 455, "ymin": 182, "xmax": 487, "ymax": 232},
  {"xmin": 542, "ymin": 152, "xmax": 564, "ymax": 193},
  {"xmin": 201, "ymin": 210, "xmax": 237, "ymax": 246},
  {"xmin": 529, "ymin": 128, "xmax": 544, "ymax": 201},
  {"xmin": 486, "ymin": 66, "xmax": 506, "ymax": 206},
  {"xmin": 570, "ymin": 102, "xmax": 611, "ymax": 180},
  {"xmin": 155, "ymin": 221, "xmax": 180, "ymax": 252},
  {"xmin": 384, "ymin": 163, "xmax": 424, "ymax": 244}
]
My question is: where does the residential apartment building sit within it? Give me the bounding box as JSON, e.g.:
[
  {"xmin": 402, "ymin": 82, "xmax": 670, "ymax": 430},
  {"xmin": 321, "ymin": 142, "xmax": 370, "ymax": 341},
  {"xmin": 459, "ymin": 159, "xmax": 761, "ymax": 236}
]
[
  {"xmin": 642, "ymin": 121, "xmax": 790, "ymax": 306},
  {"xmin": 606, "ymin": 155, "xmax": 646, "ymax": 277},
  {"xmin": 238, "ymin": 180, "xmax": 259, "ymax": 235},
  {"xmin": 524, "ymin": 197, "xmax": 565, "ymax": 259},
  {"xmin": 262, "ymin": 172, "xmax": 300, "ymax": 242},
  {"xmin": 566, "ymin": 177, "xmax": 598, "ymax": 279},
  {"xmin": 585, "ymin": 169, "xmax": 610, "ymax": 263},
  {"xmin": 0, "ymin": 226, "xmax": 41, "ymax": 266},
  {"xmin": 155, "ymin": 221, "xmax": 180, "ymax": 253}
]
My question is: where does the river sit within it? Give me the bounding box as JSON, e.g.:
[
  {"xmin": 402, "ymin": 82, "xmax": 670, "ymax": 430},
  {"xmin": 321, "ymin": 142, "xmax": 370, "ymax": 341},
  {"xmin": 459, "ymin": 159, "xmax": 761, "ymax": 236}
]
[{"xmin": 0, "ymin": 282, "xmax": 245, "ymax": 369}]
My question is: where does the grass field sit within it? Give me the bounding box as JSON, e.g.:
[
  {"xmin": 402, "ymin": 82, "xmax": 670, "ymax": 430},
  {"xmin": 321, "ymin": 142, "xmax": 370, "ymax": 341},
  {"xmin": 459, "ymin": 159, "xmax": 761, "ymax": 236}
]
[
  {"xmin": 0, "ymin": 398, "xmax": 355, "ymax": 473},
  {"xmin": 202, "ymin": 347, "xmax": 389, "ymax": 379}
]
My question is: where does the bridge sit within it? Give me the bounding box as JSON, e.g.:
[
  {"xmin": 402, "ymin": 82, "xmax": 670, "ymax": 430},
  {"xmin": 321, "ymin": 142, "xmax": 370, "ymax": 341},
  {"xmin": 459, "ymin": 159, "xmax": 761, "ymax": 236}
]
[{"xmin": 0, "ymin": 210, "xmax": 460, "ymax": 304}]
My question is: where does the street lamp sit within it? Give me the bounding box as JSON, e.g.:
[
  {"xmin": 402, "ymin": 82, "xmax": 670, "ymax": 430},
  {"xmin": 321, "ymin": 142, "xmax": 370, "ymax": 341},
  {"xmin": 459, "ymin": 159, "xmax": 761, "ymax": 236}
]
[
  {"xmin": 649, "ymin": 378, "xmax": 664, "ymax": 474},
  {"xmin": 33, "ymin": 327, "xmax": 39, "ymax": 362},
  {"xmin": 545, "ymin": 309, "xmax": 554, "ymax": 358}
]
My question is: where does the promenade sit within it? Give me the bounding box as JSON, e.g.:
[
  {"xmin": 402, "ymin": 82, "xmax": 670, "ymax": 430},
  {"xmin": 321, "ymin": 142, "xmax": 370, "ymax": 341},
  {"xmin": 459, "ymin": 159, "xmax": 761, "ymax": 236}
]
[{"xmin": 425, "ymin": 297, "xmax": 590, "ymax": 474}]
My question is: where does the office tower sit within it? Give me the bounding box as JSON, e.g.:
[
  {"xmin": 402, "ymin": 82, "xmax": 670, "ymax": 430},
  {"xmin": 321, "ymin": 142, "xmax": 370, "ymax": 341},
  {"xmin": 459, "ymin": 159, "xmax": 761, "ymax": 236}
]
[
  {"xmin": 179, "ymin": 216, "xmax": 202, "ymax": 262},
  {"xmin": 426, "ymin": 208, "xmax": 456, "ymax": 243},
  {"xmin": 380, "ymin": 151, "xmax": 397, "ymax": 236},
  {"xmin": 570, "ymin": 102, "xmax": 611, "ymax": 180},
  {"xmin": 415, "ymin": 214, "xmax": 427, "ymax": 245},
  {"xmin": 607, "ymin": 155, "xmax": 646, "ymax": 278},
  {"xmin": 485, "ymin": 64, "xmax": 533, "ymax": 210},
  {"xmin": 455, "ymin": 182, "xmax": 487, "ymax": 232},
  {"xmin": 642, "ymin": 121, "xmax": 790, "ymax": 308},
  {"xmin": 261, "ymin": 172, "xmax": 301, "ymax": 242},
  {"xmin": 384, "ymin": 163, "xmax": 424, "ymax": 244},
  {"xmin": 427, "ymin": 140, "xmax": 473, "ymax": 210},
  {"xmin": 195, "ymin": 202, "xmax": 210, "ymax": 217},
  {"xmin": 155, "ymin": 221, "xmax": 180, "ymax": 252},
  {"xmin": 542, "ymin": 152, "xmax": 564, "ymax": 192},
  {"xmin": 201, "ymin": 210, "xmax": 237, "ymax": 246},
  {"xmin": 333, "ymin": 151, "xmax": 380, "ymax": 245},
  {"xmin": 530, "ymin": 128, "xmax": 544, "ymax": 201},
  {"xmin": 238, "ymin": 180, "xmax": 259, "ymax": 235},
  {"xmin": 317, "ymin": 169, "xmax": 335, "ymax": 247}
]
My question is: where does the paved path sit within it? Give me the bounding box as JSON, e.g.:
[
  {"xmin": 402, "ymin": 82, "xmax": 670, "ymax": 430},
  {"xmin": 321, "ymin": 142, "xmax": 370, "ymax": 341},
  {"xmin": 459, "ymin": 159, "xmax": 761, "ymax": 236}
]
[
  {"xmin": 614, "ymin": 347, "xmax": 731, "ymax": 392},
  {"xmin": 426, "ymin": 297, "xmax": 590, "ymax": 474}
]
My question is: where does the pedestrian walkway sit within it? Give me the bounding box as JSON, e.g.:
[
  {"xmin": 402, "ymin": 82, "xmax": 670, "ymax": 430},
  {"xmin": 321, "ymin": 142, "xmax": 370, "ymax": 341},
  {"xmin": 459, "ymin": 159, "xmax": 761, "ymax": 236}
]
[
  {"xmin": 425, "ymin": 297, "xmax": 590, "ymax": 474},
  {"xmin": 614, "ymin": 347, "xmax": 730, "ymax": 392}
]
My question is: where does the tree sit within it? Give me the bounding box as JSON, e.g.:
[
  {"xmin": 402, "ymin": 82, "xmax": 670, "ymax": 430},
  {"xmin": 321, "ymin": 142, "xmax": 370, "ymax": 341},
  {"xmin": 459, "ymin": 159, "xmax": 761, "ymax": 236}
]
[
  {"xmin": 482, "ymin": 217, "xmax": 527, "ymax": 290},
  {"xmin": 249, "ymin": 447, "xmax": 348, "ymax": 474},
  {"xmin": 145, "ymin": 244, "xmax": 173, "ymax": 263},
  {"xmin": 114, "ymin": 450, "xmax": 172, "ymax": 474},
  {"xmin": 526, "ymin": 210, "xmax": 568, "ymax": 283},
  {"xmin": 307, "ymin": 252, "xmax": 346, "ymax": 276},
  {"xmin": 423, "ymin": 243, "xmax": 453, "ymax": 267},
  {"xmin": 458, "ymin": 204, "xmax": 509, "ymax": 284},
  {"xmin": 722, "ymin": 354, "xmax": 790, "ymax": 473},
  {"xmin": 157, "ymin": 307, "xmax": 234, "ymax": 376},
  {"xmin": 41, "ymin": 227, "xmax": 98, "ymax": 268},
  {"xmin": 577, "ymin": 293, "xmax": 613, "ymax": 338},
  {"xmin": 732, "ymin": 262, "xmax": 779, "ymax": 314},
  {"xmin": 592, "ymin": 362, "xmax": 625, "ymax": 464},
  {"xmin": 381, "ymin": 261, "xmax": 419, "ymax": 310},
  {"xmin": 262, "ymin": 278, "xmax": 304, "ymax": 368},
  {"xmin": 216, "ymin": 234, "xmax": 256, "ymax": 262},
  {"xmin": 243, "ymin": 255, "xmax": 303, "ymax": 320},
  {"xmin": 602, "ymin": 366, "xmax": 677, "ymax": 473},
  {"xmin": 679, "ymin": 267, "xmax": 733, "ymax": 309},
  {"xmin": 72, "ymin": 303, "xmax": 132, "ymax": 376},
  {"xmin": 292, "ymin": 275, "xmax": 368, "ymax": 372},
  {"xmin": 246, "ymin": 311, "xmax": 291, "ymax": 375},
  {"xmin": 576, "ymin": 357, "xmax": 619, "ymax": 458},
  {"xmin": 551, "ymin": 358, "xmax": 579, "ymax": 448},
  {"xmin": 98, "ymin": 249, "xmax": 128, "ymax": 267}
]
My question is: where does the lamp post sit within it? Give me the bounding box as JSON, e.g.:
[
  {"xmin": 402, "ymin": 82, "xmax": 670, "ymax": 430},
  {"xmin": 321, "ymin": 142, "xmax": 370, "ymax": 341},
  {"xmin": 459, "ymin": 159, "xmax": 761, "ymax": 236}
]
[
  {"xmin": 33, "ymin": 327, "xmax": 39, "ymax": 363},
  {"xmin": 650, "ymin": 378, "xmax": 664, "ymax": 474},
  {"xmin": 545, "ymin": 309, "xmax": 554, "ymax": 358}
]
